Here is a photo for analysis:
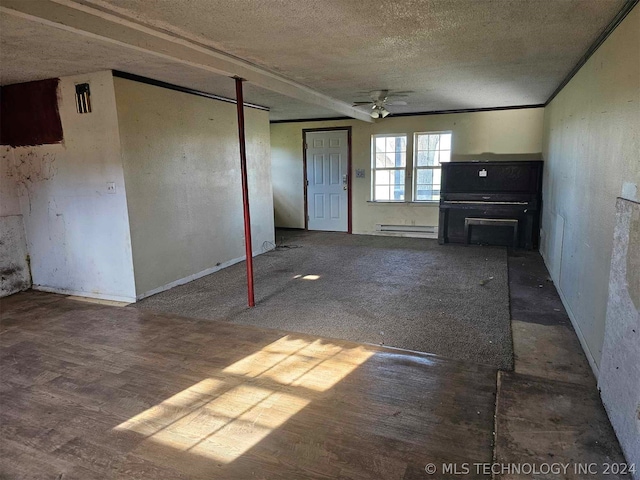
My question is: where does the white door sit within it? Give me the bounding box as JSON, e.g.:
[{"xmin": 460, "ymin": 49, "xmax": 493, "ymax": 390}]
[{"xmin": 306, "ymin": 130, "xmax": 349, "ymax": 232}]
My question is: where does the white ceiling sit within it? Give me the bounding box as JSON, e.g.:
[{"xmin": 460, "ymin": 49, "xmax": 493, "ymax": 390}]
[{"xmin": 0, "ymin": 0, "xmax": 626, "ymax": 121}]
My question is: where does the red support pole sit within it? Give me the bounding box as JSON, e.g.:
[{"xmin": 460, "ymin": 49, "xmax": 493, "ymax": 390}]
[{"xmin": 234, "ymin": 77, "xmax": 255, "ymax": 307}]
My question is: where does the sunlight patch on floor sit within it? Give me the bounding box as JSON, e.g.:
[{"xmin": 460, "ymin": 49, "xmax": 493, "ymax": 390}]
[
  {"xmin": 292, "ymin": 274, "xmax": 321, "ymax": 280},
  {"xmin": 114, "ymin": 335, "xmax": 373, "ymax": 463}
]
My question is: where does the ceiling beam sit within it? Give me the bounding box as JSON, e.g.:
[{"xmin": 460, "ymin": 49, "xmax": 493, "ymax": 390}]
[{"xmin": 1, "ymin": 0, "xmax": 374, "ymax": 122}]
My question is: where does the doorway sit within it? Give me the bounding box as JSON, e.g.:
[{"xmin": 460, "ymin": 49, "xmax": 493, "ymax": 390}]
[{"xmin": 303, "ymin": 128, "xmax": 352, "ymax": 232}]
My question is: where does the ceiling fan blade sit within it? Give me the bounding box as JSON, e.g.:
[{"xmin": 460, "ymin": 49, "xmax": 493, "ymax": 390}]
[
  {"xmin": 387, "ymin": 100, "xmax": 407, "ymax": 106},
  {"xmin": 352, "ymin": 101, "xmax": 373, "ymax": 105}
]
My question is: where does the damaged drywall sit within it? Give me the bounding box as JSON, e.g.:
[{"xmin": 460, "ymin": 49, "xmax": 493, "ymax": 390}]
[
  {"xmin": 0, "ymin": 78, "xmax": 63, "ymax": 147},
  {"xmin": 0, "ymin": 146, "xmax": 31, "ymax": 297},
  {"xmin": 6, "ymin": 71, "xmax": 137, "ymax": 303},
  {"xmin": 10, "ymin": 150, "xmax": 58, "ymax": 214},
  {"xmin": 626, "ymin": 202, "xmax": 640, "ymax": 311},
  {"xmin": 0, "ymin": 216, "xmax": 30, "ymax": 297},
  {"xmin": 599, "ymin": 197, "xmax": 640, "ymax": 477}
]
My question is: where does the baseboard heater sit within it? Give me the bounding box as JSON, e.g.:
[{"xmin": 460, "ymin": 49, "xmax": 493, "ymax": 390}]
[{"xmin": 376, "ymin": 224, "xmax": 437, "ymax": 234}]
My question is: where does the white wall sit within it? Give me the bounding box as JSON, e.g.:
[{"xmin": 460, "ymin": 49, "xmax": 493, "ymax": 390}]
[
  {"xmin": 114, "ymin": 77, "xmax": 275, "ymax": 298},
  {"xmin": 0, "ymin": 146, "xmax": 30, "ymax": 296},
  {"xmin": 270, "ymin": 108, "xmax": 544, "ymax": 234},
  {"xmin": 7, "ymin": 71, "xmax": 137, "ymax": 302},
  {"xmin": 541, "ymin": 6, "xmax": 639, "ymax": 472},
  {"xmin": 540, "ymin": 5, "xmax": 639, "ymax": 372}
]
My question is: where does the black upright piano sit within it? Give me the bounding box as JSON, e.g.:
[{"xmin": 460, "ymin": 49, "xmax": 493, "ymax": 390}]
[{"xmin": 438, "ymin": 161, "xmax": 543, "ymax": 249}]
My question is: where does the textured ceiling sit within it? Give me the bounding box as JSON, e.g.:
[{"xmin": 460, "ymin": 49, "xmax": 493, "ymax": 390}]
[
  {"xmin": 0, "ymin": 14, "xmax": 341, "ymax": 120},
  {"xmin": 0, "ymin": 0, "xmax": 626, "ymax": 120}
]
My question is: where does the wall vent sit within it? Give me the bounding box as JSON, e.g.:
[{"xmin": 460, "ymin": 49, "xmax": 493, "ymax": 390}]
[{"xmin": 75, "ymin": 83, "xmax": 91, "ymax": 113}]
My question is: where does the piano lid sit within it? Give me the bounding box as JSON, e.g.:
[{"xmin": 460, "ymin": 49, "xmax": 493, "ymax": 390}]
[{"xmin": 441, "ymin": 161, "xmax": 543, "ymax": 195}]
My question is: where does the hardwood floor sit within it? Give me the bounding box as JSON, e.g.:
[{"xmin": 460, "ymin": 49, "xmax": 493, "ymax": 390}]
[
  {"xmin": 495, "ymin": 372, "xmax": 628, "ymax": 480},
  {"xmin": 1, "ymin": 250, "xmax": 629, "ymax": 479},
  {"xmin": 496, "ymin": 251, "xmax": 630, "ymax": 480},
  {"xmin": 0, "ymin": 292, "xmax": 497, "ymax": 479}
]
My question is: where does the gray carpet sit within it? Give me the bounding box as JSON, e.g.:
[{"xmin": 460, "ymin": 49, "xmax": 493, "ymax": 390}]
[{"xmin": 135, "ymin": 230, "xmax": 514, "ymax": 369}]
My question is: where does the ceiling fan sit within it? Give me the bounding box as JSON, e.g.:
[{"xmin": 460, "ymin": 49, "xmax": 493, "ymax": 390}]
[{"xmin": 352, "ymin": 90, "xmax": 412, "ymax": 118}]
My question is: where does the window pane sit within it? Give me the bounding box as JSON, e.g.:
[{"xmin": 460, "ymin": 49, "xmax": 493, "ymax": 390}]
[
  {"xmin": 373, "ymin": 168, "xmax": 405, "ymax": 201},
  {"xmin": 417, "ymin": 169, "xmax": 433, "ymax": 184},
  {"xmin": 433, "ymin": 168, "xmax": 442, "ymax": 185},
  {"xmin": 385, "ymin": 137, "xmax": 396, "ymax": 152},
  {"xmin": 415, "ymin": 167, "xmax": 441, "ymax": 201},
  {"xmin": 375, "ymin": 170, "xmax": 390, "ymax": 185},
  {"xmin": 417, "ymin": 134, "xmax": 428, "ymax": 150},
  {"xmin": 393, "ymin": 152, "xmax": 406, "ymax": 167},
  {"xmin": 440, "ymin": 133, "xmax": 452, "ymax": 150},
  {"xmin": 413, "ymin": 132, "xmax": 450, "ymax": 201},
  {"xmin": 417, "ymin": 133, "xmax": 451, "ymax": 152},
  {"xmin": 415, "ymin": 186, "xmax": 439, "ymax": 201},
  {"xmin": 393, "ymin": 169, "xmax": 404, "ymax": 185},
  {"xmin": 417, "ymin": 150, "xmax": 436, "ymax": 166},
  {"xmin": 385, "ymin": 154, "xmax": 395, "ymax": 168},
  {"xmin": 372, "ymin": 136, "xmax": 406, "ymax": 202},
  {"xmin": 375, "ymin": 186, "xmax": 390, "ymax": 201}
]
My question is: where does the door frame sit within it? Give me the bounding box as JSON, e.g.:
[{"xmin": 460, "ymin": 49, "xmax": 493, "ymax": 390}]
[{"xmin": 302, "ymin": 127, "xmax": 353, "ymax": 233}]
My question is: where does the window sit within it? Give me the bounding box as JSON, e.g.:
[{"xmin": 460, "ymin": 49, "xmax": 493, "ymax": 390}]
[
  {"xmin": 371, "ymin": 134, "xmax": 407, "ymax": 201},
  {"xmin": 413, "ymin": 132, "xmax": 451, "ymax": 202},
  {"xmin": 370, "ymin": 131, "xmax": 452, "ymax": 203}
]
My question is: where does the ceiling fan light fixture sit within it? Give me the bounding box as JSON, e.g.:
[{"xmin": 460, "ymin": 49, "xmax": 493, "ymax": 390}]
[
  {"xmin": 371, "ymin": 104, "xmax": 390, "ymax": 119},
  {"xmin": 355, "ymin": 89, "xmax": 410, "ymax": 119}
]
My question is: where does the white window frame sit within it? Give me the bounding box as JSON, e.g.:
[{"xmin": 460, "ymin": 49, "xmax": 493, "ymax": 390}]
[
  {"xmin": 412, "ymin": 131, "xmax": 452, "ymax": 203},
  {"xmin": 371, "ymin": 134, "xmax": 408, "ymax": 202}
]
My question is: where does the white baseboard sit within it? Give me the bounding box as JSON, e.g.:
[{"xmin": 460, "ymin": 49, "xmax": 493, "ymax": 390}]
[
  {"xmin": 33, "ymin": 285, "xmax": 136, "ymax": 304},
  {"xmin": 136, "ymin": 247, "xmax": 274, "ymax": 301},
  {"xmin": 539, "ymin": 250, "xmax": 600, "ymax": 379},
  {"xmin": 354, "ymin": 230, "xmax": 438, "ymax": 239},
  {"xmin": 376, "ymin": 224, "xmax": 437, "ymax": 233}
]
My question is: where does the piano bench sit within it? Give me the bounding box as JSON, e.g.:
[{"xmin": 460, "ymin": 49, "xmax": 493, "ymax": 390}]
[{"xmin": 464, "ymin": 217, "xmax": 519, "ymax": 248}]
